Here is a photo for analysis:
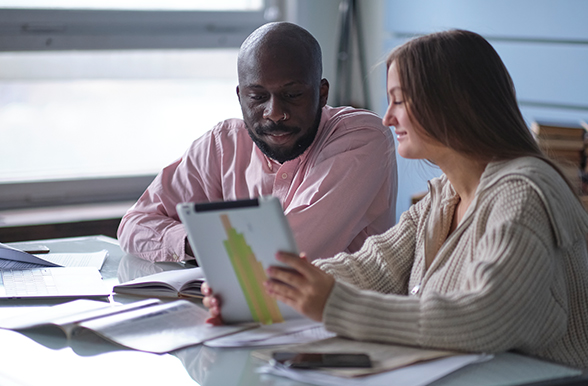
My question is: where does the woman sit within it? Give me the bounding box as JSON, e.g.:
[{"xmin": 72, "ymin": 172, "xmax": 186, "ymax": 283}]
[{"xmin": 204, "ymin": 29, "xmax": 588, "ymax": 368}]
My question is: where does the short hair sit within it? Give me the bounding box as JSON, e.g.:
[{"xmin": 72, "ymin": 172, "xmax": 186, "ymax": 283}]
[{"xmin": 386, "ymin": 29, "xmax": 542, "ymax": 162}]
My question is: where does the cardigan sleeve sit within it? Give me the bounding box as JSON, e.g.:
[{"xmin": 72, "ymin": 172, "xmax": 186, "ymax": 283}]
[
  {"xmin": 321, "ymin": 181, "xmax": 569, "ymax": 355},
  {"xmin": 313, "ymin": 198, "xmax": 427, "ymax": 295}
]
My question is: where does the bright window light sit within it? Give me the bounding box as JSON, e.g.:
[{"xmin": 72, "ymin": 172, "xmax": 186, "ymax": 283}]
[
  {"xmin": 0, "ymin": 0, "xmax": 263, "ymax": 11},
  {"xmin": 0, "ymin": 49, "xmax": 243, "ymax": 183}
]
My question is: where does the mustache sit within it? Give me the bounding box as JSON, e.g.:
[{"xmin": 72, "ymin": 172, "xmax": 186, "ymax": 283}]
[{"xmin": 255, "ymin": 122, "xmax": 300, "ymax": 136}]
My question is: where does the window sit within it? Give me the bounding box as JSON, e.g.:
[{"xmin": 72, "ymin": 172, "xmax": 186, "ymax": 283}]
[
  {"xmin": 0, "ymin": 1, "xmax": 264, "ymax": 11},
  {"xmin": 0, "ymin": 0, "xmax": 278, "ymax": 209}
]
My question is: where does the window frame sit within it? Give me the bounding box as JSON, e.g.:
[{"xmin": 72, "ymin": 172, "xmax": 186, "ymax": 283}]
[
  {"xmin": 0, "ymin": 2, "xmax": 276, "ymax": 211},
  {"xmin": 0, "ymin": 7, "xmax": 269, "ymax": 51}
]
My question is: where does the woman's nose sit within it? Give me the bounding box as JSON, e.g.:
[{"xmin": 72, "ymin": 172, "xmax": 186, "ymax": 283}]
[{"xmin": 382, "ymin": 106, "xmax": 398, "ymax": 127}]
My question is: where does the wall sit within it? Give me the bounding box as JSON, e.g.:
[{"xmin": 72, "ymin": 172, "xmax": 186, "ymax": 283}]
[
  {"xmin": 285, "ymin": 0, "xmax": 341, "ymax": 94},
  {"xmin": 285, "ymin": 0, "xmax": 389, "ymax": 110}
]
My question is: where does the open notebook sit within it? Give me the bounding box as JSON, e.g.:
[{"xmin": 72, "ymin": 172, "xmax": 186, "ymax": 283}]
[{"xmin": 0, "ymin": 267, "xmax": 111, "ymax": 299}]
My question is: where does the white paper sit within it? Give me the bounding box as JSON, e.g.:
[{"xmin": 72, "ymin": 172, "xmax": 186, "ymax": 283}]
[
  {"xmin": 0, "ymin": 267, "xmax": 111, "ymax": 298},
  {"xmin": 242, "ymin": 325, "xmax": 336, "ymax": 347},
  {"xmin": 254, "ymin": 336, "xmax": 465, "ymax": 378},
  {"xmin": 0, "ymin": 248, "xmax": 107, "ymax": 271},
  {"xmin": 204, "ymin": 318, "xmax": 330, "ymax": 347},
  {"xmin": 0, "ymin": 299, "xmax": 113, "ymax": 331},
  {"xmin": 0, "ymin": 298, "xmax": 256, "ymax": 354},
  {"xmin": 41, "ymin": 250, "xmax": 108, "ymax": 270},
  {"xmin": 257, "ymin": 354, "xmax": 490, "ymax": 386},
  {"xmin": 77, "ymin": 300, "xmax": 258, "ymax": 353}
]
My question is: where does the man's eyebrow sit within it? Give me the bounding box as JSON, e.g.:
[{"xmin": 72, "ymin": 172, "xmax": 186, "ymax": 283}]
[
  {"xmin": 281, "ymin": 81, "xmax": 306, "ymax": 87},
  {"xmin": 243, "ymin": 81, "xmax": 307, "ymax": 90},
  {"xmin": 242, "ymin": 84, "xmax": 265, "ymax": 90}
]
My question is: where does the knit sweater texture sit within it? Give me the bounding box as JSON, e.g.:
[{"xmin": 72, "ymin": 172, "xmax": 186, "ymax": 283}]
[{"xmin": 314, "ymin": 157, "xmax": 588, "ymax": 368}]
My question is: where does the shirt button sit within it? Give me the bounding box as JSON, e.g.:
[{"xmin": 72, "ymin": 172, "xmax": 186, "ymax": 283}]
[
  {"xmin": 410, "ymin": 284, "xmax": 421, "ymax": 295},
  {"xmin": 281, "ymin": 173, "xmax": 288, "ymax": 179}
]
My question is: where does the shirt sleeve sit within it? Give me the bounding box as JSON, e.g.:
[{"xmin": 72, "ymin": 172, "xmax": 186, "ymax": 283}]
[
  {"xmin": 117, "ymin": 130, "xmax": 223, "ymax": 262},
  {"xmin": 319, "ymin": 183, "xmax": 569, "ymax": 355},
  {"xmin": 286, "ymin": 118, "xmax": 397, "ymax": 260}
]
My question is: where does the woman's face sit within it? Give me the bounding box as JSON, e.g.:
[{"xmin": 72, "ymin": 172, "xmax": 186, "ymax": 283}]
[{"xmin": 382, "ymin": 62, "xmax": 441, "ymax": 160}]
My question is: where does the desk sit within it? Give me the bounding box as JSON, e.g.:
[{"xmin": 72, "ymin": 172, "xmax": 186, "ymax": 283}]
[{"xmin": 0, "ymin": 236, "xmax": 586, "ymax": 386}]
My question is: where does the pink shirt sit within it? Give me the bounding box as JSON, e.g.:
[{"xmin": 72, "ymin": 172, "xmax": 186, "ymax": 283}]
[{"xmin": 117, "ymin": 105, "xmax": 397, "ymax": 262}]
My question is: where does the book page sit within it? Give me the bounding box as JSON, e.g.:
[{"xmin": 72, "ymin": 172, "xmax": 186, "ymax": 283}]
[
  {"xmin": 0, "ymin": 299, "xmax": 109, "ymax": 335},
  {"xmin": 42, "ymin": 250, "xmax": 108, "ymax": 270},
  {"xmin": 0, "ymin": 299, "xmax": 160, "ymax": 337},
  {"xmin": 113, "ymin": 267, "xmax": 204, "ymax": 297}
]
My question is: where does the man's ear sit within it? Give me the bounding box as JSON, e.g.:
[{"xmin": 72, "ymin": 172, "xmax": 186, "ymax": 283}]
[
  {"xmin": 236, "ymin": 85, "xmax": 241, "ymax": 103},
  {"xmin": 319, "ymin": 79, "xmax": 329, "ymax": 107}
]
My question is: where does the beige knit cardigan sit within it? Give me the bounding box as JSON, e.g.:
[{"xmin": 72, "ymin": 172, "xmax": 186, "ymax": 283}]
[{"xmin": 314, "ymin": 157, "xmax": 588, "ymax": 368}]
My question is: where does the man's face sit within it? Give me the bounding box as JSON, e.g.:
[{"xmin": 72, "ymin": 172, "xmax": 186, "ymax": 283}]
[{"xmin": 237, "ymin": 49, "xmax": 328, "ymax": 163}]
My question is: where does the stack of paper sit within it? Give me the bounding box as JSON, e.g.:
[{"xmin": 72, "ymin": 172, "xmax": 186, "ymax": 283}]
[{"xmin": 257, "ymin": 354, "xmax": 489, "ymax": 386}]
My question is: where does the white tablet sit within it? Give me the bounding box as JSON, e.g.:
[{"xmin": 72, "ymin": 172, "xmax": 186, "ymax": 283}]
[{"xmin": 177, "ymin": 196, "xmax": 303, "ymax": 324}]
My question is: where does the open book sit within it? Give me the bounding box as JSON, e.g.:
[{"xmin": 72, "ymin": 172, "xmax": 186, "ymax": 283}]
[
  {"xmin": 0, "ymin": 298, "xmax": 255, "ymax": 354},
  {"xmin": 112, "ymin": 267, "xmax": 204, "ymax": 298}
]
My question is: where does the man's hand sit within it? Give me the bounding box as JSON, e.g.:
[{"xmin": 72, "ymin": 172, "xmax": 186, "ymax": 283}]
[
  {"xmin": 264, "ymin": 252, "xmax": 335, "ymax": 322},
  {"xmin": 201, "ymin": 282, "xmax": 223, "ymax": 325}
]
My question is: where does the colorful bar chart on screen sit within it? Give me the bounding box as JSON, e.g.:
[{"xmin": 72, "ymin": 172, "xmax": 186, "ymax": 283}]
[{"xmin": 220, "ymin": 214, "xmax": 284, "ymax": 325}]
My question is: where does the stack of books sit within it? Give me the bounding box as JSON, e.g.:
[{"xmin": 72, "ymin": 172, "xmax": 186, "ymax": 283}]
[{"xmin": 531, "ymin": 120, "xmax": 588, "ymax": 209}]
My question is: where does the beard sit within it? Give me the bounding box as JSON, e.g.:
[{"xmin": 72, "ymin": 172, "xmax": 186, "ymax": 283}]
[{"xmin": 247, "ymin": 107, "xmax": 322, "ymax": 164}]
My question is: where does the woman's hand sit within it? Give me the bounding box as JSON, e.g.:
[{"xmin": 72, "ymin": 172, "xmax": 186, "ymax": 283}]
[
  {"xmin": 201, "ymin": 282, "xmax": 223, "ymax": 325},
  {"xmin": 264, "ymin": 252, "xmax": 335, "ymax": 322}
]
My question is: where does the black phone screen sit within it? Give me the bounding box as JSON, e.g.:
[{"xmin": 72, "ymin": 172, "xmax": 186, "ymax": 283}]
[{"xmin": 271, "ymin": 352, "xmax": 372, "ymax": 368}]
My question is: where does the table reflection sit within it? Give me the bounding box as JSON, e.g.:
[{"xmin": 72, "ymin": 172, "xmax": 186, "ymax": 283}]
[
  {"xmin": 173, "ymin": 344, "xmax": 297, "ymax": 386},
  {"xmin": 116, "ymin": 252, "xmax": 195, "ymax": 283}
]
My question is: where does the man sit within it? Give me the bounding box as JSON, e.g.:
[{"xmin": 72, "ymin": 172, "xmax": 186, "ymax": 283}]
[{"xmin": 117, "ymin": 21, "xmax": 397, "ymax": 262}]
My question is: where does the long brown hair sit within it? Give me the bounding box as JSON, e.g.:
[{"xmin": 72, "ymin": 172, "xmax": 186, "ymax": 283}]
[
  {"xmin": 387, "ymin": 29, "xmax": 543, "ymax": 161},
  {"xmin": 386, "ymin": 29, "xmax": 580, "ymax": 194}
]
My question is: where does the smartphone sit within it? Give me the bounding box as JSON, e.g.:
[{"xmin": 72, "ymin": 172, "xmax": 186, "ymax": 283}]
[{"xmin": 271, "ymin": 352, "xmax": 372, "ymax": 369}]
